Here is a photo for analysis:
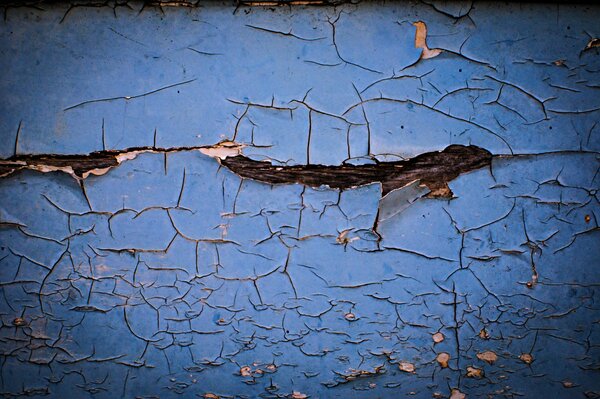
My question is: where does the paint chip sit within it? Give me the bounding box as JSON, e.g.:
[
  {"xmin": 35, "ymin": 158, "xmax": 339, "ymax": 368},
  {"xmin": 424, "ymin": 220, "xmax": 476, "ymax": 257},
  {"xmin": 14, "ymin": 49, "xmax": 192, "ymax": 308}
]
[
  {"xmin": 562, "ymin": 380, "xmax": 574, "ymax": 388},
  {"xmin": 344, "ymin": 312, "xmax": 357, "ymax": 321},
  {"xmin": 398, "ymin": 361, "xmax": 416, "ymax": 373},
  {"xmin": 436, "ymin": 352, "xmax": 450, "ymax": 368},
  {"xmin": 450, "ymin": 388, "xmax": 466, "ymax": 399},
  {"xmin": 266, "ymin": 364, "xmax": 277, "ymax": 372},
  {"xmin": 519, "ymin": 353, "xmax": 533, "ymax": 364},
  {"xmin": 583, "ymin": 38, "xmax": 600, "ymax": 52},
  {"xmin": 476, "ymin": 351, "xmax": 498, "ymax": 364},
  {"xmin": 200, "ymin": 140, "xmax": 245, "ymax": 159},
  {"xmin": 12, "ymin": 317, "xmax": 27, "ymax": 327},
  {"xmin": 466, "ymin": 366, "xmax": 484, "ymax": 378}
]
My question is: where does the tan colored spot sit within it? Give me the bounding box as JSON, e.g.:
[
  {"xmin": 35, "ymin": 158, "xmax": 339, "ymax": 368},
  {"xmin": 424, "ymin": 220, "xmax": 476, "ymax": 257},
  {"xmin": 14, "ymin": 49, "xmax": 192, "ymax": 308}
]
[
  {"xmin": 266, "ymin": 364, "xmax": 277, "ymax": 372},
  {"xmin": 240, "ymin": 366, "xmax": 252, "ymax": 377},
  {"xmin": 562, "ymin": 380, "xmax": 574, "ymax": 388},
  {"xmin": 450, "ymin": 388, "xmax": 466, "ymax": 399},
  {"xmin": 398, "ymin": 361, "xmax": 416, "ymax": 373},
  {"xmin": 476, "ymin": 351, "xmax": 498, "ymax": 364},
  {"xmin": 344, "ymin": 313, "xmax": 357, "ymax": 321},
  {"xmin": 466, "ymin": 366, "xmax": 484, "ymax": 378},
  {"xmin": 585, "ymin": 214, "xmax": 591, "ymax": 223},
  {"xmin": 291, "ymin": 392, "xmax": 307, "ymax": 399},
  {"xmin": 336, "ymin": 229, "xmax": 357, "ymax": 245},
  {"xmin": 428, "ymin": 183, "xmax": 452, "ymax": 198},
  {"xmin": 479, "ymin": 328, "xmax": 490, "ymax": 340},
  {"xmin": 519, "ymin": 353, "xmax": 533, "ymax": 364},
  {"xmin": 199, "ymin": 141, "xmax": 245, "ymax": 160},
  {"xmin": 203, "ymin": 394, "xmax": 219, "ymax": 399},
  {"xmin": 584, "ymin": 38, "xmax": 600, "ymax": 52},
  {"xmin": 436, "ymin": 352, "xmax": 450, "ymax": 368},
  {"xmin": 432, "ymin": 332, "xmax": 445, "ymax": 343},
  {"xmin": 12, "ymin": 317, "xmax": 27, "ymax": 327},
  {"xmin": 413, "ymin": 21, "xmax": 443, "ymax": 60}
]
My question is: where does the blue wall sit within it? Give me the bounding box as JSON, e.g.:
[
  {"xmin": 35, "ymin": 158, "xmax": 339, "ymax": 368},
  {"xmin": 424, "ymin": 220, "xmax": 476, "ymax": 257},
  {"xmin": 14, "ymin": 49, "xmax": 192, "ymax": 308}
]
[{"xmin": 1, "ymin": 1, "xmax": 599, "ymax": 398}]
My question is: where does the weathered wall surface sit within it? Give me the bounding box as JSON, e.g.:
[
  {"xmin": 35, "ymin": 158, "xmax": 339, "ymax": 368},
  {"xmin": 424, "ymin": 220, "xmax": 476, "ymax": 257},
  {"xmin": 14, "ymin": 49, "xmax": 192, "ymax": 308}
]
[{"xmin": 0, "ymin": 1, "xmax": 599, "ymax": 398}]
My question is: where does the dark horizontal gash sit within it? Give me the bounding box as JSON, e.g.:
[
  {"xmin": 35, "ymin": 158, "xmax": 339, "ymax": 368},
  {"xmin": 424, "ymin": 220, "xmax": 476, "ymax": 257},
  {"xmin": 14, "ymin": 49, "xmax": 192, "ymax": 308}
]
[
  {"xmin": 0, "ymin": 146, "xmax": 201, "ymax": 178},
  {"xmin": 221, "ymin": 144, "xmax": 492, "ymax": 196},
  {"xmin": 0, "ymin": 145, "xmax": 492, "ymax": 198},
  {"xmin": 0, "ymin": 152, "xmax": 120, "ymax": 178}
]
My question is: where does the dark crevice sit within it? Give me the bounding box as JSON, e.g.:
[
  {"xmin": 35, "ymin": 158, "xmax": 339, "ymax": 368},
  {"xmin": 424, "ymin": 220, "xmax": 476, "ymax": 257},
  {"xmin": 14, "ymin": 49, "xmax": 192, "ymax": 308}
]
[
  {"xmin": 0, "ymin": 145, "xmax": 207, "ymax": 178},
  {"xmin": 1, "ymin": 144, "xmax": 492, "ymax": 199},
  {"xmin": 221, "ymin": 144, "xmax": 492, "ymax": 196}
]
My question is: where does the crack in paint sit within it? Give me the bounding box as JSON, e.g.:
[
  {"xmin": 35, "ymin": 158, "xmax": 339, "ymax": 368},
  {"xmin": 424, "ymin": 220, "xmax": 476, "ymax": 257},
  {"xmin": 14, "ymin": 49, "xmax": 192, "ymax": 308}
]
[
  {"xmin": 220, "ymin": 144, "xmax": 492, "ymax": 196},
  {"xmin": 0, "ymin": 142, "xmax": 244, "ymax": 179}
]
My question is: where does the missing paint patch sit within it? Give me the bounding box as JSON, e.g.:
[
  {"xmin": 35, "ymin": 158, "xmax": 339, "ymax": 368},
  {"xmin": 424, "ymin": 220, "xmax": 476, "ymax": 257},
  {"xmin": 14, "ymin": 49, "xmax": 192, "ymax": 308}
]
[{"xmin": 220, "ymin": 144, "xmax": 492, "ymax": 196}]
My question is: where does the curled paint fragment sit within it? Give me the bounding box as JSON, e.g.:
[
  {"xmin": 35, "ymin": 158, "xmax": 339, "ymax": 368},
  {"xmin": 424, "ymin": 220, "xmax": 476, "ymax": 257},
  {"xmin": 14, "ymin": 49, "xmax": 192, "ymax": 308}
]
[
  {"xmin": 378, "ymin": 179, "xmax": 430, "ymax": 223},
  {"xmin": 240, "ymin": 366, "xmax": 252, "ymax": 377},
  {"xmin": 199, "ymin": 140, "xmax": 245, "ymax": 159},
  {"xmin": 583, "ymin": 37, "xmax": 600, "ymax": 53}
]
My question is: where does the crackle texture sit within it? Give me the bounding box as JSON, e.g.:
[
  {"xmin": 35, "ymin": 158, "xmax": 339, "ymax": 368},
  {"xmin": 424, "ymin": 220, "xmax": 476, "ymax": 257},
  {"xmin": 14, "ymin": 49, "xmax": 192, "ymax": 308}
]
[{"xmin": 0, "ymin": 1, "xmax": 599, "ymax": 398}]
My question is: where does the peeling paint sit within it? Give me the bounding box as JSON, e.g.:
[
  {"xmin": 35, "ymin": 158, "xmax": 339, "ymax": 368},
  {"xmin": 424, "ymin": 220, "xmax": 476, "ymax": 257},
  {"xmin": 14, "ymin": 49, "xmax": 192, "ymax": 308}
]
[{"xmin": 0, "ymin": 1, "xmax": 599, "ymax": 398}]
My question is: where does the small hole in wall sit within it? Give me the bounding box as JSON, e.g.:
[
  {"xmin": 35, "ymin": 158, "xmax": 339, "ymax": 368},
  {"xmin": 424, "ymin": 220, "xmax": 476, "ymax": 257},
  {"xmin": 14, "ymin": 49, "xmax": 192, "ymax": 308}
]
[
  {"xmin": 459, "ymin": 69, "xmax": 462, "ymax": 72},
  {"xmin": 401, "ymin": 125, "xmax": 404, "ymax": 129},
  {"xmin": 549, "ymin": 126, "xmax": 553, "ymax": 130}
]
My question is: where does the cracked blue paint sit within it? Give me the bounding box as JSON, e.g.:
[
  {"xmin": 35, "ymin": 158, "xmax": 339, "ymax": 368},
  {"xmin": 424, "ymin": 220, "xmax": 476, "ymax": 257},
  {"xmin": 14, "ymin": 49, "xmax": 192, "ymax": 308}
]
[{"xmin": 0, "ymin": 1, "xmax": 599, "ymax": 398}]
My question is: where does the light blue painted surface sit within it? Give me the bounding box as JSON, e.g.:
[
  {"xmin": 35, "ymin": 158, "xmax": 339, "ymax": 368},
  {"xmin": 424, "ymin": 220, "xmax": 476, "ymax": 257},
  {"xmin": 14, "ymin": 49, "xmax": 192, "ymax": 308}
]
[{"xmin": 0, "ymin": 2, "xmax": 599, "ymax": 398}]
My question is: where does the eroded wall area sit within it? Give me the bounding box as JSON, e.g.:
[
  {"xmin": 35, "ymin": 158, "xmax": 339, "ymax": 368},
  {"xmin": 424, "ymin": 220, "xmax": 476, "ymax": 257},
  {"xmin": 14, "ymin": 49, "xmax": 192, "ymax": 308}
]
[{"xmin": 0, "ymin": 1, "xmax": 599, "ymax": 398}]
